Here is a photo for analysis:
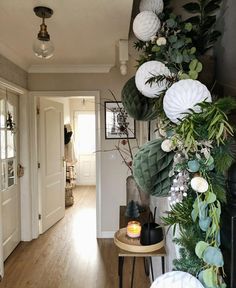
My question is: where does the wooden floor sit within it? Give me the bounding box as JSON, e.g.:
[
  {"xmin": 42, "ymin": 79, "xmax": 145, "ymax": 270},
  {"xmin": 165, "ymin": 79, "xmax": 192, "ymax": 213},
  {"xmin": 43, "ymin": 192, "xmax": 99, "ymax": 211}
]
[{"xmin": 0, "ymin": 186, "xmax": 151, "ymax": 288}]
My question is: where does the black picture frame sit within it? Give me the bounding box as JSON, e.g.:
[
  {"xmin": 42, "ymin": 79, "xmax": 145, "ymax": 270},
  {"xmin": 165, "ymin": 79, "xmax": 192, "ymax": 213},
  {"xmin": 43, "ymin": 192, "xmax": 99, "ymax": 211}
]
[{"xmin": 104, "ymin": 101, "xmax": 136, "ymax": 139}]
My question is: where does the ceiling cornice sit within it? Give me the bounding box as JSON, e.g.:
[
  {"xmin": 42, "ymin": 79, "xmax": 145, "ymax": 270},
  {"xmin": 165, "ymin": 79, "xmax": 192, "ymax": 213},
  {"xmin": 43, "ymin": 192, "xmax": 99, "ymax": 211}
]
[{"xmin": 28, "ymin": 64, "xmax": 114, "ymax": 74}]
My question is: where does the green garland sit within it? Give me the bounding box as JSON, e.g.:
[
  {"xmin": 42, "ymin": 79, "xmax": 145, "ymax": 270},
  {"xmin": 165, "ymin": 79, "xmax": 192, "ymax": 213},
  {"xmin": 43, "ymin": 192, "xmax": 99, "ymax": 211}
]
[{"xmin": 129, "ymin": 1, "xmax": 234, "ymax": 287}]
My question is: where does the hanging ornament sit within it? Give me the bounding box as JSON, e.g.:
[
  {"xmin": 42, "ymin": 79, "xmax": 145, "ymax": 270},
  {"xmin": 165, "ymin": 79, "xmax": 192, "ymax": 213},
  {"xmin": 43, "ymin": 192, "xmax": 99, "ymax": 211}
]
[
  {"xmin": 133, "ymin": 11, "xmax": 161, "ymax": 42},
  {"xmin": 121, "ymin": 77, "xmax": 157, "ymax": 121},
  {"xmin": 168, "ymin": 171, "xmax": 189, "ymax": 204},
  {"xmin": 139, "ymin": 0, "xmax": 164, "ymax": 14},
  {"xmin": 161, "ymin": 139, "xmax": 173, "ymax": 153},
  {"xmin": 133, "ymin": 139, "xmax": 174, "ymax": 197},
  {"xmin": 135, "ymin": 61, "xmax": 170, "ymax": 98},
  {"xmin": 191, "ymin": 176, "xmax": 209, "ymax": 193},
  {"xmin": 163, "ymin": 79, "xmax": 212, "ymax": 124},
  {"xmin": 150, "ymin": 271, "xmax": 204, "ymax": 288},
  {"xmin": 187, "ymin": 160, "xmax": 200, "ymax": 173}
]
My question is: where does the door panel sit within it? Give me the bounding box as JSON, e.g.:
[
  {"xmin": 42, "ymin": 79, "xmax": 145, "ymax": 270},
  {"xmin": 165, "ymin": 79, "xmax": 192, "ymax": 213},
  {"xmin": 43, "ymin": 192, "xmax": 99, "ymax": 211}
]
[
  {"xmin": 39, "ymin": 98, "xmax": 65, "ymax": 233},
  {"xmin": 0, "ymin": 89, "xmax": 20, "ymax": 261},
  {"xmin": 78, "ymin": 154, "xmax": 96, "ymax": 185}
]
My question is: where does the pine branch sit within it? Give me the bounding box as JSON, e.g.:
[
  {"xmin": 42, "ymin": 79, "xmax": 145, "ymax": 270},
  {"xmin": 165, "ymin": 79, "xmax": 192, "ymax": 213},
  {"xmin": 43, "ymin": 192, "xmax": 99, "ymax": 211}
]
[{"xmin": 145, "ymin": 74, "xmax": 177, "ymax": 88}]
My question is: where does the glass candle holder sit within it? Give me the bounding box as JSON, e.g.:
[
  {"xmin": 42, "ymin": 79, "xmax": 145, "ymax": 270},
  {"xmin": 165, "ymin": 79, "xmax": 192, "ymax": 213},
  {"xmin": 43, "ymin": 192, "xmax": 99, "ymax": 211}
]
[{"xmin": 127, "ymin": 221, "xmax": 141, "ymax": 238}]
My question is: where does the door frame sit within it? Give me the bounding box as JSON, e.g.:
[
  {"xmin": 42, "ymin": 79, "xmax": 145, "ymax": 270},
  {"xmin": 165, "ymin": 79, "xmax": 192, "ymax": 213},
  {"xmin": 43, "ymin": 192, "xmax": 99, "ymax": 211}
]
[{"xmin": 28, "ymin": 90, "xmax": 102, "ymax": 238}]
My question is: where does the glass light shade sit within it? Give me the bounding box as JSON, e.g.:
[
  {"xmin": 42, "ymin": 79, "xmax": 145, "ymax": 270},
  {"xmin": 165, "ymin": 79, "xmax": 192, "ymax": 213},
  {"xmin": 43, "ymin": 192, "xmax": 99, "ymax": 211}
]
[{"xmin": 33, "ymin": 38, "xmax": 54, "ymax": 59}]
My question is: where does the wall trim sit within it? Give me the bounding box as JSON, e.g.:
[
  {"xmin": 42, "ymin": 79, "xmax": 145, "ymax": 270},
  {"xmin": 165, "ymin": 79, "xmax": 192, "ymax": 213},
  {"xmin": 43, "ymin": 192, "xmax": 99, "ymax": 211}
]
[
  {"xmin": 28, "ymin": 90, "xmax": 102, "ymax": 239},
  {"xmin": 99, "ymin": 231, "xmax": 115, "ymax": 238},
  {"xmin": 28, "ymin": 64, "xmax": 113, "ymax": 74}
]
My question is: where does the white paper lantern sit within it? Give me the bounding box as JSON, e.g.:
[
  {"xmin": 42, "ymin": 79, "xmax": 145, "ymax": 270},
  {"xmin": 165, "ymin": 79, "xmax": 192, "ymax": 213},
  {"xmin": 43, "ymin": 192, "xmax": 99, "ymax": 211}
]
[
  {"xmin": 191, "ymin": 176, "xmax": 209, "ymax": 193},
  {"xmin": 139, "ymin": 0, "xmax": 164, "ymax": 14},
  {"xmin": 133, "ymin": 11, "xmax": 161, "ymax": 42},
  {"xmin": 135, "ymin": 61, "xmax": 170, "ymax": 98},
  {"xmin": 163, "ymin": 79, "xmax": 212, "ymax": 124},
  {"xmin": 151, "ymin": 271, "xmax": 204, "ymax": 288}
]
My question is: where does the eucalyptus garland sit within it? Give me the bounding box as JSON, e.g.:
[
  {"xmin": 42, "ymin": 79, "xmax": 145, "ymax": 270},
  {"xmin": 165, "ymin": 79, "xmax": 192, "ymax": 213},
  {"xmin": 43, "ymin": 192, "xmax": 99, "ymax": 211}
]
[{"xmin": 128, "ymin": 0, "xmax": 235, "ymax": 287}]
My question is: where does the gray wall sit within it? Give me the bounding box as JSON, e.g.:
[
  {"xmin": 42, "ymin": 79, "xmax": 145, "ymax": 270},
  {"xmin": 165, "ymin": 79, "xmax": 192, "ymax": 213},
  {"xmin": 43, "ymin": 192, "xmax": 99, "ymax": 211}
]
[
  {"xmin": 0, "ymin": 55, "xmax": 27, "ymax": 89},
  {"xmin": 28, "ymin": 60, "xmax": 138, "ymax": 233}
]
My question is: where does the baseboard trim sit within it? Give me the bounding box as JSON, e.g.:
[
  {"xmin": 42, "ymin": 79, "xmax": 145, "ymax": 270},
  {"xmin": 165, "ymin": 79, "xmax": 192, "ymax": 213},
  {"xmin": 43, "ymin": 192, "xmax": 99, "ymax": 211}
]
[{"xmin": 98, "ymin": 231, "xmax": 116, "ymax": 238}]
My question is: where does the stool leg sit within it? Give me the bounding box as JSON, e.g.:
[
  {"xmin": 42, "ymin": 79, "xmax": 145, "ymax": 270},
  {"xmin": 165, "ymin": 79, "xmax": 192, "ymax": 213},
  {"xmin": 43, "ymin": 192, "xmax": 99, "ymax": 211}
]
[
  {"xmin": 161, "ymin": 256, "xmax": 165, "ymax": 274},
  {"xmin": 118, "ymin": 256, "xmax": 124, "ymax": 288},
  {"xmin": 149, "ymin": 257, "xmax": 154, "ymax": 282},
  {"xmin": 130, "ymin": 257, "xmax": 136, "ymax": 288},
  {"xmin": 143, "ymin": 257, "xmax": 149, "ymax": 276}
]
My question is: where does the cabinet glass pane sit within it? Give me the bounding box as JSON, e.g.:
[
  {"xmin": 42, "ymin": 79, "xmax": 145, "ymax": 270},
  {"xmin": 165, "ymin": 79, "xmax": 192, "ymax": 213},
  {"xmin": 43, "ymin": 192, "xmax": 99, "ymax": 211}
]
[
  {"xmin": 1, "ymin": 161, "xmax": 7, "ymax": 190},
  {"xmin": 8, "ymin": 159, "xmax": 15, "ymax": 187},
  {"xmin": 0, "ymin": 98, "xmax": 5, "ymax": 128},
  {"xmin": 7, "ymin": 130, "xmax": 14, "ymax": 158},
  {"xmin": 1, "ymin": 130, "xmax": 6, "ymax": 159}
]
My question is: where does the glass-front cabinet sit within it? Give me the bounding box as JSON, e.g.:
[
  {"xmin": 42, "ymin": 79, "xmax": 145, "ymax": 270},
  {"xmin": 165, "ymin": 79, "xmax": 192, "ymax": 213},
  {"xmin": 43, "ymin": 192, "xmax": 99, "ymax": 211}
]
[{"xmin": 0, "ymin": 88, "xmax": 17, "ymax": 191}]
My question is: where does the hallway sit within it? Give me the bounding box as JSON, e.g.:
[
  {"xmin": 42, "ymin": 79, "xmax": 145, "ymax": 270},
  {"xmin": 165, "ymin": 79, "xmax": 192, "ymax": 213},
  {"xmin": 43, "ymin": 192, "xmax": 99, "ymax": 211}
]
[{"xmin": 0, "ymin": 186, "xmax": 150, "ymax": 288}]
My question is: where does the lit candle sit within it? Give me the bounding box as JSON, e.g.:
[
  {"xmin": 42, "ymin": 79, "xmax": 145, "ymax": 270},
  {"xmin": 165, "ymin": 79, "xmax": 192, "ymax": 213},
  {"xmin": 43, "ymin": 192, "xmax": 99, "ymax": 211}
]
[{"xmin": 127, "ymin": 221, "xmax": 141, "ymax": 238}]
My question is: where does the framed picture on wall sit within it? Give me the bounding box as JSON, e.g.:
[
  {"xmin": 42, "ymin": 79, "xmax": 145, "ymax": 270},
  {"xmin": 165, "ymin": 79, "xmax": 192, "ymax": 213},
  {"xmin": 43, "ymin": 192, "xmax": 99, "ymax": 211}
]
[{"xmin": 104, "ymin": 101, "xmax": 136, "ymax": 139}]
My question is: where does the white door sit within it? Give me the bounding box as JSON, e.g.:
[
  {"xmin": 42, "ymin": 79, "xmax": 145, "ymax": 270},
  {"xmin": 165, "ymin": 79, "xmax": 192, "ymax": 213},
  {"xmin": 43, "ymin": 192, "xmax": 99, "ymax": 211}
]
[
  {"xmin": 0, "ymin": 88, "xmax": 20, "ymax": 261},
  {"xmin": 74, "ymin": 111, "xmax": 96, "ymax": 185},
  {"xmin": 39, "ymin": 98, "xmax": 65, "ymax": 233}
]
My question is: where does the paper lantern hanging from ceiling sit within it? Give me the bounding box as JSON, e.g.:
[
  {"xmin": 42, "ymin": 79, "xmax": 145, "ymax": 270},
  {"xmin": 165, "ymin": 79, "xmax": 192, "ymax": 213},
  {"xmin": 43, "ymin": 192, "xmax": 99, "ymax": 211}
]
[
  {"xmin": 135, "ymin": 61, "xmax": 170, "ymax": 98},
  {"xmin": 121, "ymin": 77, "xmax": 157, "ymax": 121},
  {"xmin": 163, "ymin": 79, "xmax": 212, "ymax": 124},
  {"xmin": 150, "ymin": 271, "xmax": 204, "ymax": 288},
  {"xmin": 139, "ymin": 0, "xmax": 164, "ymax": 15},
  {"xmin": 133, "ymin": 11, "xmax": 160, "ymax": 42}
]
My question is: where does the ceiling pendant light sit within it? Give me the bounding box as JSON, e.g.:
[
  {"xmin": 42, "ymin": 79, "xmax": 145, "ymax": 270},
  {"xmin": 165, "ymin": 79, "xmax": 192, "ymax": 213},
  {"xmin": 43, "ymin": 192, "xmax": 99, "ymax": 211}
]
[{"xmin": 33, "ymin": 6, "xmax": 54, "ymax": 59}]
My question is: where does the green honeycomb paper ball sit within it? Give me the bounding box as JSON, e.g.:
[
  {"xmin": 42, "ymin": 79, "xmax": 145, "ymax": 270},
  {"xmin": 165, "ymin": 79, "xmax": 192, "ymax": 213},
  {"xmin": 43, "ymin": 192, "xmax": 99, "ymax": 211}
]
[
  {"xmin": 121, "ymin": 77, "xmax": 157, "ymax": 121},
  {"xmin": 133, "ymin": 139, "xmax": 174, "ymax": 197}
]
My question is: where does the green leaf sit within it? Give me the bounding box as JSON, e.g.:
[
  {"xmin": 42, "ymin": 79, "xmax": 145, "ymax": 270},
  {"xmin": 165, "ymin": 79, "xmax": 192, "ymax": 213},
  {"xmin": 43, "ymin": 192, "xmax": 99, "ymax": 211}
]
[
  {"xmin": 199, "ymin": 217, "xmax": 211, "ymax": 231},
  {"xmin": 173, "ymin": 40, "xmax": 185, "ymax": 49},
  {"xmin": 183, "ymin": 2, "xmax": 201, "ymax": 13},
  {"xmin": 206, "ymin": 191, "xmax": 216, "ymax": 204},
  {"xmin": 203, "ymin": 246, "xmax": 224, "ymax": 267},
  {"xmin": 185, "ymin": 22, "xmax": 193, "ymax": 31},
  {"xmin": 190, "ymin": 47, "xmax": 196, "ymax": 54},
  {"xmin": 151, "ymin": 45, "xmax": 161, "ymax": 52},
  {"xmin": 169, "ymin": 35, "xmax": 177, "ymax": 43},
  {"xmin": 175, "ymin": 53, "xmax": 183, "ymax": 64},
  {"xmin": 196, "ymin": 62, "xmax": 203, "ymax": 72},
  {"xmin": 189, "ymin": 70, "xmax": 198, "ymax": 80},
  {"xmin": 195, "ymin": 241, "xmax": 209, "ymax": 258},
  {"xmin": 166, "ymin": 18, "xmax": 176, "ymax": 28},
  {"xmin": 204, "ymin": 3, "xmax": 220, "ymax": 14},
  {"xmin": 189, "ymin": 59, "xmax": 198, "ymax": 70},
  {"xmin": 203, "ymin": 267, "xmax": 217, "ymax": 287},
  {"xmin": 179, "ymin": 73, "xmax": 190, "ymax": 80}
]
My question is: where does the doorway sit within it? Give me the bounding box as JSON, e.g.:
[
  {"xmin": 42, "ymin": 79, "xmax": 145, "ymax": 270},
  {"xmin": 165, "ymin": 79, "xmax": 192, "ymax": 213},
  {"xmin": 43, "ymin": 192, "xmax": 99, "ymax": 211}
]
[
  {"xmin": 72, "ymin": 97, "xmax": 96, "ymax": 186},
  {"xmin": 30, "ymin": 91, "xmax": 101, "ymax": 239}
]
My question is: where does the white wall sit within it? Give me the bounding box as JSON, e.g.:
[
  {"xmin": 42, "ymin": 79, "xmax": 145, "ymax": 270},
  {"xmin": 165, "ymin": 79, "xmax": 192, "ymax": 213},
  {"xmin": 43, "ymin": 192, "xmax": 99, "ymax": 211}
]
[{"xmin": 47, "ymin": 97, "xmax": 70, "ymax": 124}]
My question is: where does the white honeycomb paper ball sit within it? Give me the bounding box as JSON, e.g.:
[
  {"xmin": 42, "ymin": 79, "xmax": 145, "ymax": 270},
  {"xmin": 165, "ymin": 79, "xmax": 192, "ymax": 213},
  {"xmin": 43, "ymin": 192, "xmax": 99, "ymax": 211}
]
[
  {"xmin": 163, "ymin": 79, "xmax": 212, "ymax": 124},
  {"xmin": 151, "ymin": 271, "xmax": 204, "ymax": 288},
  {"xmin": 139, "ymin": 0, "xmax": 164, "ymax": 14},
  {"xmin": 135, "ymin": 60, "xmax": 170, "ymax": 98},
  {"xmin": 133, "ymin": 11, "xmax": 161, "ymax": 42}
]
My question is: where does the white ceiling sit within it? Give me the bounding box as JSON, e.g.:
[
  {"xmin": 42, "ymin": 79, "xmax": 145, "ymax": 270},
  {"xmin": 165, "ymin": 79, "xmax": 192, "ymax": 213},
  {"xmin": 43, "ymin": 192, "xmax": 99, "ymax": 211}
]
[{"xmin": 0, "ymin": 0, "xmax": 133, "ymax": 72}]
